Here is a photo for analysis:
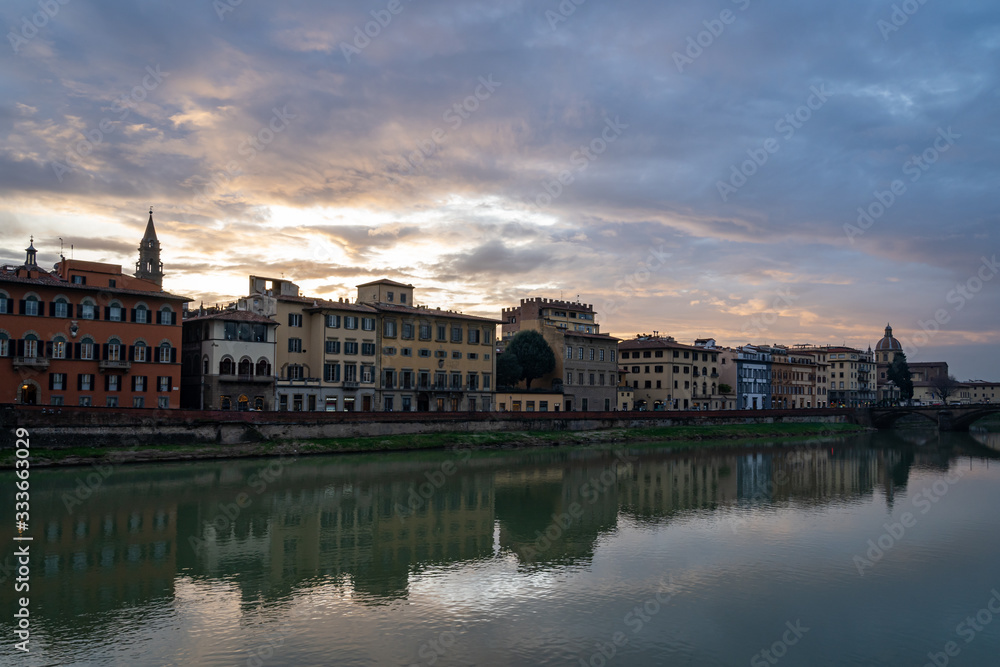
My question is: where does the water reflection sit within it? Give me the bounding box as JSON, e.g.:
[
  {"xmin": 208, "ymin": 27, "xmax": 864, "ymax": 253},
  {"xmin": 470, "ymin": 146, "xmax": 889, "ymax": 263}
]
[{"xmin": 2, "ymin": 430, "xmax": 997, "ymax": 661}]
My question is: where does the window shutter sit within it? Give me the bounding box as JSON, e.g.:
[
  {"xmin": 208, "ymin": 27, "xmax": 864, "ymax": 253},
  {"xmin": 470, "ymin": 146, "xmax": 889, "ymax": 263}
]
[
  {"xmin": 76, "ymin": 303, "xmax": 83, "ymax": 317},
  {"xmin": 141, "ymin": 376, "xmax": 147, "ymax": 392},
  {"xmin": 19, "ymin": 299, "xmax": 26, "ymax": 314},
  {"xmin": 37, "ymin": 300, "xmax": 45, "ymax": 314},
  {"xmin": 170, "ymin": 347, "xmax": 177, "ymax": 363},
  {"xmin": 16, "ymin": 339, "xmax": 24, "ymax": 356},
  {"xmin": 156, "ymin": 310, "xmax": 162, "ymax": 324},
  {"xmin": 128, "ymin": 345, "xmax": 135, "ymax": 361},
  {"xmin": 48, "ymin": 374, "xmax": 54, "ymax": 390},
  {"xmin": 171, "ymin": 312, "xmax": 176, "ymax": 325},
  {"xmin": 131, "ymin": 308, "xmax": 137, "ymax": 322},
  {"xmin": 104, "ymin": 375, "xmax": 110, "ymax": 391},
  {"xmin": 77, "ymin": 374, "xmax": 83, "ymax": 390},
  {"xmin": 102, "ymin": 344, "xmax": 109, "ymax": 359},
  {"xmin": 45, "ymin": 341, "xmax": 53, "ymax": 357},
  {"xmin": 73, "ymin": 342, "xmax": 81, "ymax": 359},
  {"xmin": 48, "ymin": 301, "xmax": 56, "ymax": 316}
]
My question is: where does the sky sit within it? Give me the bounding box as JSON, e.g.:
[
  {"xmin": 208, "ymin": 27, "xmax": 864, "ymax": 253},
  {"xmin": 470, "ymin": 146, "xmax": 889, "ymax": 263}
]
[{"xmin": 1, "ymin": 0, "xmax": 998, "ymax": 379}]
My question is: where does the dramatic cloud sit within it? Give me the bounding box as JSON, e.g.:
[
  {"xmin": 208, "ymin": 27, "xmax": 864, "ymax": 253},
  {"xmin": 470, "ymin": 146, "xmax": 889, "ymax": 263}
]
[{"xmin": 1, "ymin": 0, "xmax": 998, "ymax": 377}]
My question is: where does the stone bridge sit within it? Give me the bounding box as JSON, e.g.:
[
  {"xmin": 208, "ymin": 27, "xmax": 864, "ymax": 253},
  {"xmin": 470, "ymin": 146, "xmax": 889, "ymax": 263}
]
[{"xmin": 866, "ymin": 405, "xmax": 1000, "ymax": 431}]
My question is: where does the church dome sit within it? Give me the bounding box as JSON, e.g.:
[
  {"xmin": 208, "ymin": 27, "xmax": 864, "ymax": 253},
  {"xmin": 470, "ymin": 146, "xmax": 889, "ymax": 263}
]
[{"xmin": 875, "ymin": 324, "xmax": 902, "ymax": 352}]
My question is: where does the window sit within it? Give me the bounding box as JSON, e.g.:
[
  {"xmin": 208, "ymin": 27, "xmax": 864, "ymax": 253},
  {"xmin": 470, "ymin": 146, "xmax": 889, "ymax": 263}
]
[
  {"xmin": 344, "ymin": 364, "xmax": 357, "ymax": 382},
  {"xmin": 361, "ymin": 317, "xmax": 375, "ymax": 331},
  {"xmin": 419, "ymin": 323, "xmax": 431, "ymax": 340},
  {"xmin": 344, "ymin": 316, "xmax": 358, "ymax": 330},
  {"xmin": 78, "ymin": 374, "xmax": 92, "ymax": 391},
  {"xmin": 53, "ymin": 298, "xmax": 69, "ymax": 318},
  {"xmin": 158, "ymin": 376, "xmax": 170, "ymax": 392},
  {"xmin": 566, "ymin": 345, "xmax": 572, "ymax": 359},
  {"xmin": 402, "ymin": 348, "xmax": 412, "ymax": 357},
  {"xmin": 324, "ymin": 363, "xmax": 341, "ymax": 382},
  {"xmin": 599, "ymin": 349, "xmax": 605, "ymax": 361},
  {"xmin": 79, "ymin": 396, "xmax": 91, "ymax": 406},
  {"xmin": 0, "ymin": 333, "xmax": 10, "ymax": 357},
  {"xmin": 589, "ymin": 348, "xmax": 595, "ymax": 360},
  {"xmin": 384, "ymin": 319, "xmax": 397, "ymax": 337},
  {"xmin": 256, "ymin": 359, "xmax": 271, "ymax": 376},
  {"xmin": 52, "ymin": 337, "xmax": 67, "ymax": 359},
  {"xmin": 578, "ymin": 347, "xmax": 584, "ymax": 360},
  {"xmin": 451, "ymin": 326, "xmax": 462, "ymax": 343},
  {"xmin": 106, "ymin": 396, "xmax": 119, "ymax": 408},
  {"xmin": 80, "ymin": 301, "xmax": 96, "ymax": 320},
  {"xmin": 107, "ymin": 375, "xmax": 121, "ymax": 392},
  {"xmin": 386, "ymin": 291, "xmax": 394, "ymax": 302},
  {"xmin": 362, "ymin": 366, "xmax": 374, "ymax": 383},
  {"xmin": 611, "ymin": 350, "xmax": 616, "ymax": 362},
  {"xmin": 158, "ymin": 343, "xmax": 172, "ymax": 363},
  {"xmin": 132, "ymin": 397, "xmax": 144, "ymax": 408},
  {"xmin": 400, "ymin": 293, "xmax": 407, "ymax": 304},
  {"xmin": 437, "ymin": 325, "xmax": 447, "ymax": 341},
  {"xmin": 288, "ymin": 365, "xmax": 304, "ymax": 380},
  {"xmin": 158, "ymin": 307, "xmax": 175, "ymax": 325},
  {"xmin": 80, "ymin": 338, "xmax": 95, "ymax": 360},
  {"xmin": 435, "ymin": 350, "xmax": 447, "ymax": 359},
  {"xmin": 468, "ymin": 328, "xmax": 480, "ymax": 344},
  {"xmin": 132, "ymin": 376, "xmax": 146, "ymax": 392},
  {"xmin": 654, "ymin": 365, "xmax": 663, "ymax": 373},
  {"xmin": 288, "ymin": 313, "xmax": 302, "ymax": 327},
  {"xmin": 288, "ymin": 338, "xmax": 302, "ymax": 353},
  {"xmin": 23, "ymin": 296, "xmax": 40, "ymax": 316},
  {"xmin": 106, "ymin": 340, "xmax": 122, "ymax": 361},
  {"xmin": 135, "ymin": 305, "xmax": 149, "ymax": 323},
  {"xmin": 134, "ymin": 342, "xmax": 147, "ymax": 362},
  {"xmin": 483, "ymin": 374, "xmax": 491, "ymax": 390},
  {"xmin": 361, "ymin": 342, "xmax": 375, "ymax": 356},
  {"xmin": 49, "ymin": 373, "xmax": 66, "ymax": 390},
  {"xmin": 344, "ymin": 341, "xmax": 358, "ymax": 355},
  {"xmin": 220, "ymin": 358, "xmax": 235, "ymax": 375},
  {"xmin": 402, "ymin": 322, "xmax": 414, "ymax": 339},
  {"xmin": 109, "ymin": 303, "xmax": 124, "ymax": 322},
  {"xmin": 326, "ymin": 314, "xmax": 340, "ymax": 328},
  {"xmin": 325, "ymin": 340, "xmax": 341, "ymax": 354},
  {"xmin": 158, "ymin": 397, "xmax": 169, "ymax": 409},
  {"xmin": 451, "ymin": 350, "xmax": 462, "ymax": 359},
  {"xmin": 467, "ymin": 352, "xmax": 478, "ymax": 360}
]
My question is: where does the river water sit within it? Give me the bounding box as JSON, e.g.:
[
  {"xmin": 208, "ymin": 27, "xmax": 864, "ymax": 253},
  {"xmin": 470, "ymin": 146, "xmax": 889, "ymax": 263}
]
[{"xmin": 2, "ymin": 429, "xmax": 1000, "ymax": 666}]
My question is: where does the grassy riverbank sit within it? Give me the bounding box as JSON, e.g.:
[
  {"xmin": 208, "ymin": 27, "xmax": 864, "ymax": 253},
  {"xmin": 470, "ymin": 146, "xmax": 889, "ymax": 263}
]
[{"xmin": 2, "ymin": 422, "xmax": 868, "ymax": 467}]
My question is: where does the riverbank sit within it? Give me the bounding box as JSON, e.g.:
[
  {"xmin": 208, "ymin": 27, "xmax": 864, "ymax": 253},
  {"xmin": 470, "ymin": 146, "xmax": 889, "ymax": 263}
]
[{"xmin": 1, "ymin": 422, "xmax": 869, "ymax": 468}]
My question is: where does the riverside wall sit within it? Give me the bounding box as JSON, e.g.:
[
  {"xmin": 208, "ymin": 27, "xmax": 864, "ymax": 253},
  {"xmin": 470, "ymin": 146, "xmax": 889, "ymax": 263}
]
[{"xmin": 0, "ymin": 405, "xmax": 859, "ymax": 449}]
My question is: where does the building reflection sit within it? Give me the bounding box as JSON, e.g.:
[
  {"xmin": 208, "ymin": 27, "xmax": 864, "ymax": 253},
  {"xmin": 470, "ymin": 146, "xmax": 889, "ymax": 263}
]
[{"xmin": 13, "ymin": 432, "xmax": 994, "ymax": 640}]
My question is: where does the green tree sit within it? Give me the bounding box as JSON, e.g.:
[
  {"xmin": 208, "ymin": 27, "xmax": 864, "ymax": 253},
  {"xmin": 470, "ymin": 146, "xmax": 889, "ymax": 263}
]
[
  {"xmin": 886, "ymin": 352, "xmax": 914, "ymax": 403},
  {"xmin": 505, "ymin": 330, "xmax": 556, "ymax": 389},
  {"xmin": 718, "ymin": 383, "xmax": 732, "ymax": 394},
  {"xmin": 496, "ymin": 351, "xmax": 523, "ymax": 389}
]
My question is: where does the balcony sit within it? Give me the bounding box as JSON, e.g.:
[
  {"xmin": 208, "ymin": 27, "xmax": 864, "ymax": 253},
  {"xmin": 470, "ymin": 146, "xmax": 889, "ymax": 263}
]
[
  {"xmin": 98, "ymin": 359, "xmax": 131, "ymax": 372},
  {"xmin": 343, "ymin": 381, "xmax": 360, "ymax": 390},
  {"xmin": 12, "ymin": 356, "xmax": 49, "ymax": 370},
  {"xmin": 220, "ymin": 374, "xmax": 274, "ymax": 383},
  {"xmin": 711, "ymin": 372, "xmax": 719, "ymax": 378}
]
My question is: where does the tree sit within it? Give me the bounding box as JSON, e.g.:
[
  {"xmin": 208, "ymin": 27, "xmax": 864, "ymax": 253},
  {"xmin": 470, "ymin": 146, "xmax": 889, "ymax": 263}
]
[
  {"xmin": 496, "ymin": 352, "xmax": 523, "ymax": 389},
  {"xmin": 718, "ymin": 383, "xmax": 733, "ymax": 395},
  {"xmin": 505, "ymin": 330, "xmax": 556, "ymax": 389},
  {"xmin": 929, "ymin": 374, "xmax": 960, "ymax": 403},
  {"xmin": 886, "ymin": 352, "xmax": 914, "ymax": 402}
]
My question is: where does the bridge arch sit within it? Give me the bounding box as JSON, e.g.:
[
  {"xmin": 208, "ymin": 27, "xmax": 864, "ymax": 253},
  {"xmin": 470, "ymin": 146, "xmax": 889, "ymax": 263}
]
[{"xmin": 870, "ymin": 405, "xmax": 1000, "ymax": 431}]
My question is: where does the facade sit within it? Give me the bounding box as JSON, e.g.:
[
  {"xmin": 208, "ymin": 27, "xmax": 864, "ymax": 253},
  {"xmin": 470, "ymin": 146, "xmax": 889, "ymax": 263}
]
[
  {"xmin": 619, "ymin": 335, "xmax": 723, "ymax": 411},
  {"xmin": 955, "ymin": 381, "xmax": 999, "ymax": 405},
  {"xmin": 909, "ymin": 361, "xmax": 950, "ymax": 404},
  {"xmin": 764, "ymin": 346, "xmax": 820, "ymax": 409},
  {"xmin": 735, "ymin": 345, "xmax": 772, "ymax": 410},
  {"xmin": 501, "ymin": 298, "xmax": 619, "ymax": 412},
  {"xmin": 0, "ymin": 215, "xmax": 188, "ymax": 407},
  {"xmin": 495, "ymin": 391, "xmax": 564, "ymax": 412},
  {"xmin": 875, "ymin": 324, "xmax": 904, "ymax": 403},
  {"xmin": 242, "ymin": 277, "xmax": 498, "ymax": 411},
  {"xmin": 811, "ymin": 346, "xmax": 877, "ymax": 407},
  {"xmin": 180, "ymin": 309, "xmax": 278, "ymax": 410}
]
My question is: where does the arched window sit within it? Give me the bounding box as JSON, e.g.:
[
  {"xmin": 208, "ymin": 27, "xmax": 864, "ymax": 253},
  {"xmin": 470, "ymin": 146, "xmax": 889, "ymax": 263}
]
[
  {"xmin": 254, "ymin": 396, "xmax": 265, "ymax": 410},
  {"xmin": 53, "ymin": 296, "xmax": 70, "ymax": 318},
  {"xmin": 51, "ymin": 335, "xmax": 67, "ymax": 359},
  {"xmin": 107, "ymin": 338, "xmax": 123, "ymax": 361},
  {"xmin": 220, "ymin": 396, "xmax": 232, "ymax": 410},
  {"xmin": 0, "ymin": 332, "xmax": 9, "ymax": 357},
  {"xmin": 238, "ymin": 395, "xmax": 249, "ymax": 411},
  {"xmin": 219, "ymin": 357, "xmax": 235, "ymax": 375},
  {"xmin": 132, "ymin": 341, "xmax": 147, "ymax": 362},
  {"xmin": 79, "ymin": 337, "xmax": 95, "ymax": 360},
  {"xmin": 203, "ymin": 356, "xmax": 209, "ymax": 374},
  {"xmin": 134, "ymin": 303, "xmax": 150, "ymax": 324},
  {"xmin": 158, "ymin": 342, "xmax": 172, "ymax": 363},
  {"xmin": 238, "ymin": 357, "xmax": 253, "ymax": 376},
  {"xmin": 158, "ymin": 306, "xmax": 174, "ymax": 325},
  {"xmin": 108, "ymin": 300, "xmax": 125, "ymax": 322},
  {"xmin": 23, "ymin": 294, "xmax": 41, "ymax": 316},
  {"xmin": 80, "ymin": 298, "xmax": 97, "ymax": 320},
  {"xmin": 256, "ymin": 359, "xmax": 271, "ymax": 376},
  {"xmin": 24, "ymin": 333, "xmax": 40, "ymax": 358}
]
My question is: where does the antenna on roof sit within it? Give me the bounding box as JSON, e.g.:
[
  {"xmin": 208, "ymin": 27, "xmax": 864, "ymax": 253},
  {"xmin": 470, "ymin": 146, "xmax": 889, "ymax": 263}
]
[{"xmin": 59, "ymin": 237, "xmax": 65, "ymax": 262}]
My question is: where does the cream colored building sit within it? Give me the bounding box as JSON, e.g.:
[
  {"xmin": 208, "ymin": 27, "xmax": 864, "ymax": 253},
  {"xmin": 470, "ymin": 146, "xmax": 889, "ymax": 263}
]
[{"xmin": 619, "ymin": 335, "xmax": 724, "ymax": 410}]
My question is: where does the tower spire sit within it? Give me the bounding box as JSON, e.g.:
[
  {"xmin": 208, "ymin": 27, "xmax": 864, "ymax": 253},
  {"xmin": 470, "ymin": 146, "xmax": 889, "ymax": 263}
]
[{"xmin": 135, "ymin": 206, "xmax": 164, "ymax": 286}]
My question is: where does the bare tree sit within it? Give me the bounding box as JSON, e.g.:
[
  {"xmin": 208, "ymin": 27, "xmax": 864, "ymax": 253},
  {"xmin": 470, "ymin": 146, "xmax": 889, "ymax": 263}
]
[{"xmin": 929, "ymin": 374, "xmax": 960, "ymax": 404}]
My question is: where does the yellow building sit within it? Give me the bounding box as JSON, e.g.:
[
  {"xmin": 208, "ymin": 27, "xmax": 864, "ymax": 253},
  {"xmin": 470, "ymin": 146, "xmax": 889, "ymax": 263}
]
[{"xmin": 619, "ymin": 335, "xmax": 724, "ymax": 410}]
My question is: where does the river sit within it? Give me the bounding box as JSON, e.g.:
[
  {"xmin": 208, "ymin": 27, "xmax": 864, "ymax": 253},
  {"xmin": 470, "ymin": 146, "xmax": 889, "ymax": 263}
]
[{"xmin": 2, "ymin": 429, "xmax": 999, "ymax": 666}]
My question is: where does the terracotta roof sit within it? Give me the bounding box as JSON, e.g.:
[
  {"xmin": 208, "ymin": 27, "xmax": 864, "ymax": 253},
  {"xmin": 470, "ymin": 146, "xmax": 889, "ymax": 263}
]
[
  {"xmin": 184, "ymin": 310, "xmax": 278, "ymax": 325},
  {"xmin": 620, "ymin": 337, "xmax": 704, "ymax": 352},
  {"xmin": 0, "ymin": 266, "xmax": 191, "ymax": 301},
  {"xmin": 372, "ymin": 303, "xmax": 502, "ymax": 323},
  {"xmin": 356, "ymin": 278, "xmax": 413, "ymax": 288},
  {"xmin": 563, "ymin": 331, "xmax": 620, "ymax": 342}
]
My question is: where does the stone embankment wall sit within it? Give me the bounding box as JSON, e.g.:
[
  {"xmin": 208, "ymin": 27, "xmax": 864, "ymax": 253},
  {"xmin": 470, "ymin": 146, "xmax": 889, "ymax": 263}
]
[{"xmin": 0, "ymin": 405, "xmax": 856, "ymax": 449}]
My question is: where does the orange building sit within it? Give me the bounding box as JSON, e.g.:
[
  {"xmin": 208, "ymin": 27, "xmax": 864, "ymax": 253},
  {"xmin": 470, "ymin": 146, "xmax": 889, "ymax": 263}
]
[{"xmin": 0, "ymin": 212, "xmax": 190, "ymax": 407}]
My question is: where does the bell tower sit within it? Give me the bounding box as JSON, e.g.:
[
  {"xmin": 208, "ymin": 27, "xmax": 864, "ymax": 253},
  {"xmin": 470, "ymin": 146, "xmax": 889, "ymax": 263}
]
[{"xmin": 135, "ymin": 206, "xmax": 164, "ymax": 286}]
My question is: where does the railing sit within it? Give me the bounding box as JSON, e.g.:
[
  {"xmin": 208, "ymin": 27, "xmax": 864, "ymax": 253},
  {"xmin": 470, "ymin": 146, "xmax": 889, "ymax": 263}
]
[
  {"xmin": 12, "ymin": 356, "xmax": 49, "ymax": 369},
  {"xmin": 343, "ymin": 381, "xmax": 360, "ymax": 389},
  {"xmin": 98, "ymin": 359, "xmax": 130, "ymax": 372}
]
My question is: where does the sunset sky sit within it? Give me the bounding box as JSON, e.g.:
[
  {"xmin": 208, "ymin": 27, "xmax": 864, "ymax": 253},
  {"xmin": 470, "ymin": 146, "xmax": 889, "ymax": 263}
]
[{"xmin": 1, "ymin": 0, "xmax": 998, "ymax": 378}]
